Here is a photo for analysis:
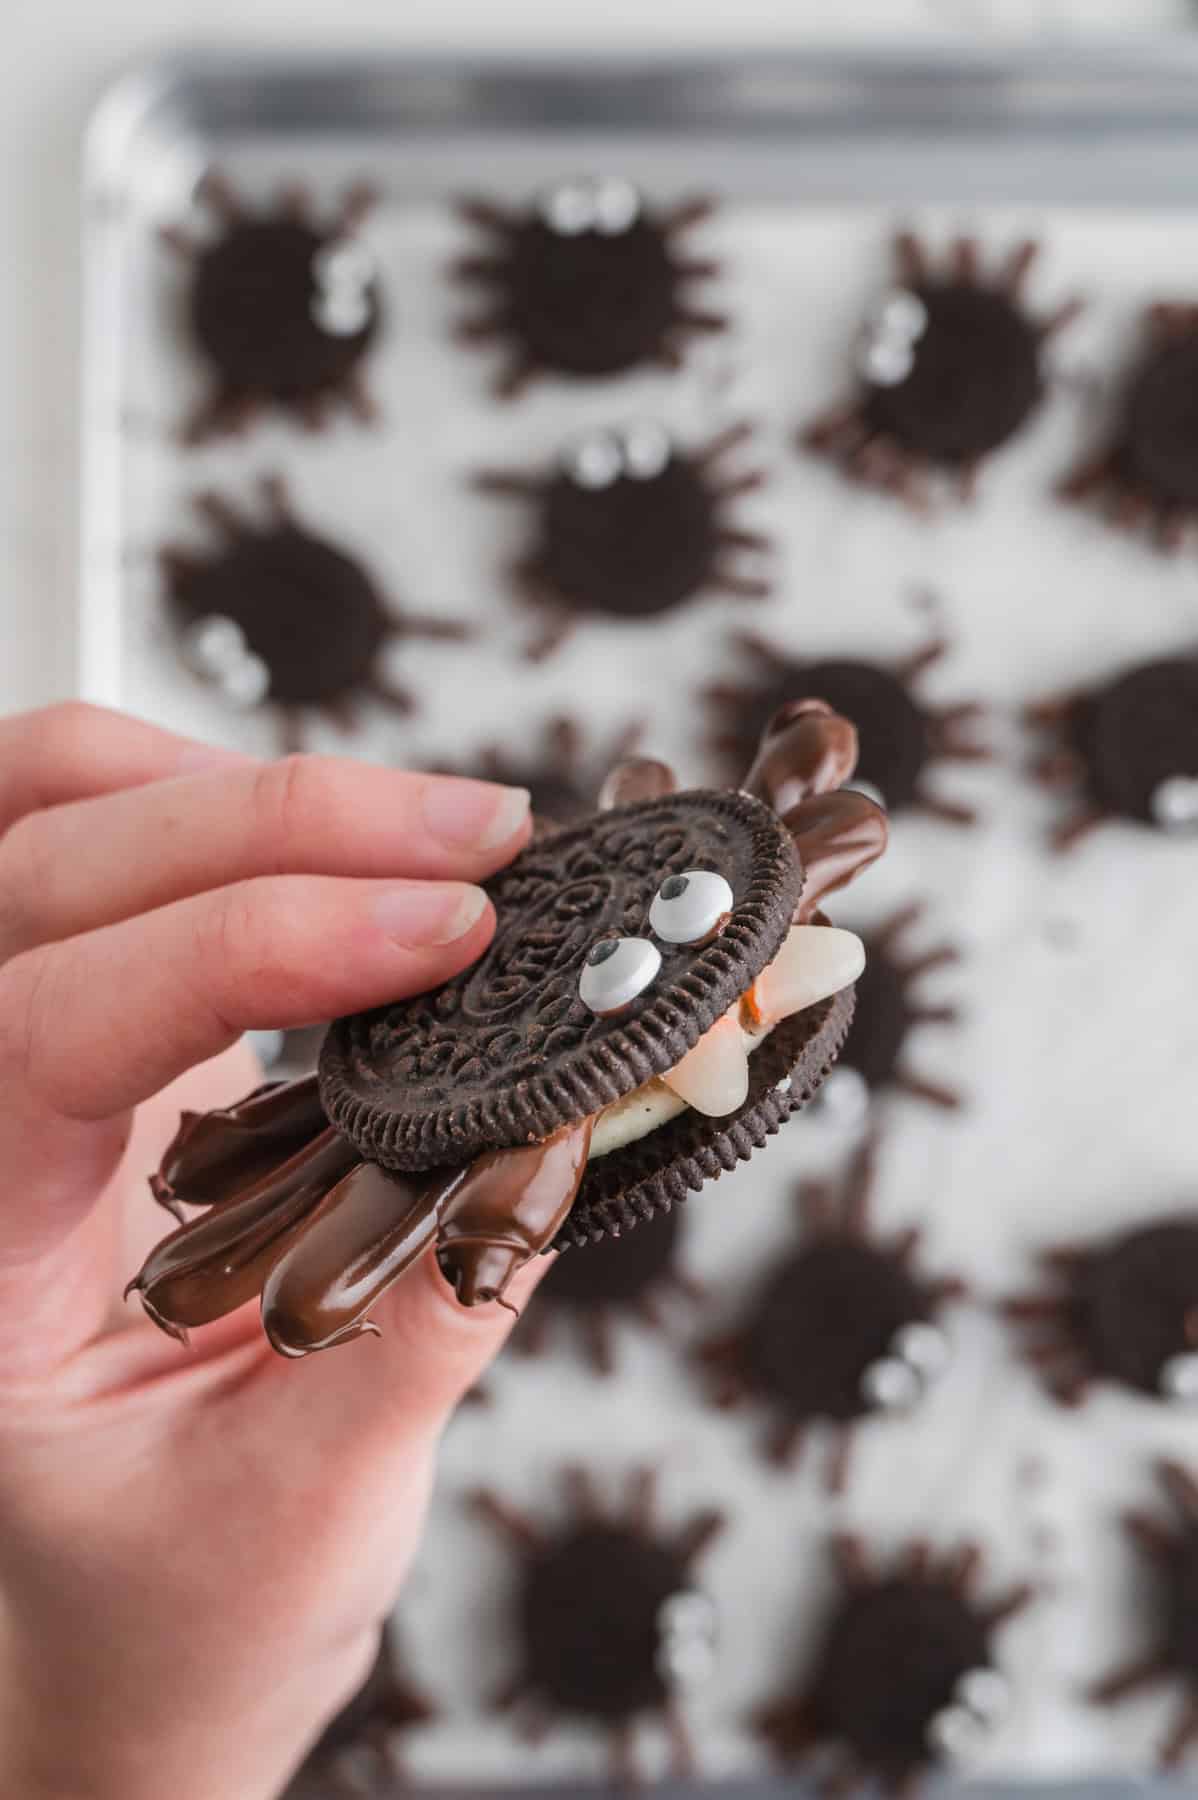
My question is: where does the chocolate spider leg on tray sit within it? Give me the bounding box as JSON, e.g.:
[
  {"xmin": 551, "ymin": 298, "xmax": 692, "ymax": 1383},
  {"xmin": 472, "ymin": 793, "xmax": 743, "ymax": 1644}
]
[{"xmin": 129, "ymin": 699, "xmax": 886, "ymax": 1358}]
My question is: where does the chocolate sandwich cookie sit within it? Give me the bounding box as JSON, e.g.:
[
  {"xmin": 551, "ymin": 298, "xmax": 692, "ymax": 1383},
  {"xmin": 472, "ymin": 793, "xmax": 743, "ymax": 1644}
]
[
  {"xmin": 163, "ymin": 172, "xmax": 381, "ymax": 442},
  {"xmin": 698, "ymin": 1136, "xmax": 963, "ymax": 1493},
  {"xmin": 1004, "ymin": 1218, "xmax": 1198, "ymax": 1407},
  {"xmin": 128, "ymin": 700, "xmax": 887, "ymax": 1359},
  {"xmin": 453, "ymin": 181, "xmax": 725, "ymax": 394},
  {"xmin": 1060, "ymin": 303, "xmax": 1198, "ymax": 549},
  {"xmin": 472, "ymin": 1466, "xmax": 723, "ymax": 1781},
  {"xmin": 707, "ymin": 631, "xmax": 988, "ymax": 824},
  {"xmin": 758, "ymin": 1533, "xmax": 1031, "ymax": 1792},
  {"xmin": 802, "ymin": 231, "xmax": 1080, "ymax": 505},
  {"xmin": 476, "ymin": 422, "xmax": 769, "ymax": 661},
  {"xmin": 163, "ymin": 477, "xmax": 468, "ymax": 751},
  {"xmin": 1027, "ymin": 653, "xmax": 1198, "ymax": 849},
  {"xmin": 1089, "ymin": 1460, "xmax": 1198, "ymax": 1768}
]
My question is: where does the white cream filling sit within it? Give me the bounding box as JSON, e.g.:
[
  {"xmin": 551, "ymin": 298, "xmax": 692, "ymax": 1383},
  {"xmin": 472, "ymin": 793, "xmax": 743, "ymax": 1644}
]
[{"xmin": 587, "ymin": 925, "xmax": 865, "ymax": 1161}]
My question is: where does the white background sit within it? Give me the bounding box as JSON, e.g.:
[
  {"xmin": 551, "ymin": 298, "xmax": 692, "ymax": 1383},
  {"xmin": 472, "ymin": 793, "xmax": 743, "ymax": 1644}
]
[{"xmin": 0, "ymin": 0, "xmax": 1192, "ymax": 717}]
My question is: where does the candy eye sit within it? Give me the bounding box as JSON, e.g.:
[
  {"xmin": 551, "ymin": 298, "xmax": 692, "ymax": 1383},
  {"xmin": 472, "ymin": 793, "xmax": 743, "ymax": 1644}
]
[
  {"xmin": 579, "ymin": 936, "xmax": 661, "ymax": 1016},
  {"xmin": 857, "ymin": 285, "xmax": 929, "ymax": 388},
  {"xmin": 1152, "ymin": 775, "xmax": 1198, "ymax": 833},
  {"xmin": 592, "ymin": 176, "xmax": 641, "ymax": 236},
  {"xmin": 181, "ymin": 614, "xmax": 271, "ymax": 707},
  {"xmin": 620, "ymin": 420, "xmax": 672, "ymax": 480},
  {"xmin": 565, "ymin": 431, "xmax": 623, "ymax": 491},
  {"xmin": 538, "ymin": 179, "xmax": 597, "ymax": 237},
  {"xmin": 649, "ymin": 870, "xmax": 734, "ymax": 945},
  {"xmin": 926, "ymin": 1667, "xmax": 1011, "ymax": 1759},
  {"xmin": 1159, "ymin": 1351, "xmax": 1198, "ymax": 1401},
  {"xmin": 859, "ymin": 1355, "xmax": 922, "ymax": 1412},
  {"xmin": 891, "ymin": 1320, "xmax": 951, "ymax": 1379},
  {"xmin": 310, "ymin": 239, "xmax": 376, "ymax": 337}
]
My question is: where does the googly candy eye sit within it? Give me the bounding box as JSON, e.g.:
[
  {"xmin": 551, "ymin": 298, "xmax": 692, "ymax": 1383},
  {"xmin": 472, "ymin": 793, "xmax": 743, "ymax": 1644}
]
[
  {"xmin": 538, "ymin": 179, "xmax": 598, "ymax": 237},
  {"xmin": 565, "ymin": 431, "xmax": 624, "ymax": 491},
  {"xmin": 592, "ymin": 176, "xmax": 641, "ymax": 236},
  {"xmin": 579, "ymin": 936, "xmax": 661, "ymax": 1016},
  {"xmin": 859, "ymin": 1355, "xmax": 922, "ymax": 1412},
  {"xmin": 892, "ymin": 1320, "xmax": 951, "ymax": 1380},
  {"xmin": 649, "ymin": 870, "xmax": 734, "ymax": 946},
  {"xmin": 620, "ymin": 420, "xmax": 673, "ymax": 481},
  {"xmin": 1159, "ymin": 1351, "xmax": 1198, "ymax": 1401},
  {"xmin": 1152, "ymin": 775, "xmax": 1198, "ymax": 833},
  {"xmin": 954, "ymin": 1667, "xmax": 1010, "ymax": 1724}
]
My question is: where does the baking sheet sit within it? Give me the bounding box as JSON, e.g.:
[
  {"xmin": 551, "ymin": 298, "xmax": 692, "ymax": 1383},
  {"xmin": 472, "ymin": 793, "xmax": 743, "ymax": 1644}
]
[{"xmin": 80, "ymin": 45, "xmax": 1198, "ymax": 1794}]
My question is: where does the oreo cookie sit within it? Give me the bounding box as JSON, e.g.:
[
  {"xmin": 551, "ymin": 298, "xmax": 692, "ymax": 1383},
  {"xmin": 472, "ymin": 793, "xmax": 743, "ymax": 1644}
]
[
  {"xmin": 131, "ymin": 703, "xmax": 886, "ymax": 1358},
  {"xmin": 320, "ymin": 789, "xmax": 804, "ymax": 1171}
]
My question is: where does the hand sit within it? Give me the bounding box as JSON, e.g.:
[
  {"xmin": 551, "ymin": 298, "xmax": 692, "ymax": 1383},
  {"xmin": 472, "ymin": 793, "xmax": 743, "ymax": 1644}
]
[{"xmin": 0, "ymin": 704, "xmax": 536, "ymax": 1800}]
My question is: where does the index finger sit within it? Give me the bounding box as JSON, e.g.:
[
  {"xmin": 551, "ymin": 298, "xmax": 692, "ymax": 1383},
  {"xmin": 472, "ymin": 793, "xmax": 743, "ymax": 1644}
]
[{"xmin": 0, "ymin": 701, "xmax": 249, "ymax": 837}]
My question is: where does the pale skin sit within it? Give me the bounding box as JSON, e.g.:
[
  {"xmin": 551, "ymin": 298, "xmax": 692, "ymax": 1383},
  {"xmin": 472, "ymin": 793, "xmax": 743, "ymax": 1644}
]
[{"xmin": 0, "ymin": 703, "xmax": 541, "ymax": 1800}]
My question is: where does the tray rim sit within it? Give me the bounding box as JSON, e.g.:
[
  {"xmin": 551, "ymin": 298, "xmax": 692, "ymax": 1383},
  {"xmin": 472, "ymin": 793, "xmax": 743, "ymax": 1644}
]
[{"xmin": 77, "ymin": 35, "xmax": 1198, "ymax": 707}]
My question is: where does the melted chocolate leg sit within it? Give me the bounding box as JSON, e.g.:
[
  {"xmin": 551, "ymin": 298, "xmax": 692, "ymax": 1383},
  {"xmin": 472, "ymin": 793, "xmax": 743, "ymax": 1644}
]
[
  {"xmin": 260, "ymin": 1161, "xmax": 446, "ymax": 1357},
  {"xmin": 153, "ymin": 1074, "xmax": 328, "ymax": 1211},
  {"xmin": 436, "ymin": 1119, "xmax": 594, "ymax": 1307},
  {"xmin": 129, "ymin": 1128, "xmax": 357, "ymax": 1339}
]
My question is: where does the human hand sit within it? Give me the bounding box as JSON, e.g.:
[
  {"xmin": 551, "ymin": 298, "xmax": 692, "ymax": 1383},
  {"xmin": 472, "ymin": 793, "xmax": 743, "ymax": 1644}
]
[{"xmin": 0, "ymin": 704, "xmax": 535, "ymax": 1800}]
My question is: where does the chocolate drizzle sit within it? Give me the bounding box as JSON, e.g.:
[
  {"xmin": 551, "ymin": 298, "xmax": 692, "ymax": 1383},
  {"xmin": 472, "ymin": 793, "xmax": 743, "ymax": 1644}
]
[{"xmin": 129, "ymin": 701, "xmax": 886, "ymax": 1357}]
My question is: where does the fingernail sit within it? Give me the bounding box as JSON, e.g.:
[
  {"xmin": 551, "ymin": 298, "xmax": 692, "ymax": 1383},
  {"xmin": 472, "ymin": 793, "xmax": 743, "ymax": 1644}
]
[
  {"xmin": 422, "ymin": 778, "xmax": 530, "ymax": 852},
  {"xmin": 374, "ymin": 883, "xmax": 489, "ymax": 947}
]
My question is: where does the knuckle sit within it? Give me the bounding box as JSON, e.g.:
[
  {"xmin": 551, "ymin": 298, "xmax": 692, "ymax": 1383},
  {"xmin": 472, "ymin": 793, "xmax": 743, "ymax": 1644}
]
[
  {"xmin": 252, "ymin": 754, "xmax": 323, "ymax": 855},
  {"xmin": 0, "ymin": 949, "xmax": 56, "ymax": 1089},
  {"xmin": 0, "ymin": 815, "xmax": 43, "ymax": 958}
]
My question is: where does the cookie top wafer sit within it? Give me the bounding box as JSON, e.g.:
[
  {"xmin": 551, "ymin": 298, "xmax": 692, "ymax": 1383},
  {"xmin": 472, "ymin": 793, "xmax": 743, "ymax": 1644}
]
[{"xmin": 320, "ymin": 788, "xmax": 802, "ymax": 1173}]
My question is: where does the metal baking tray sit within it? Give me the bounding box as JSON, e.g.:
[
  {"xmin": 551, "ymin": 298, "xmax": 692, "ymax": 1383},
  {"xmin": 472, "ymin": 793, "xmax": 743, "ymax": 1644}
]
[{"xmin": 80, "ymin": 43, "xmax": 1198, "ymax": 1799}]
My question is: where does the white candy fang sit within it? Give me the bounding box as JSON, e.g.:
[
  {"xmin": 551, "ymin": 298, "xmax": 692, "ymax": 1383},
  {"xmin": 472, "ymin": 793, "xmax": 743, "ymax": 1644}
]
[
  {"xmin": 661, "ymin": 1010, "xmax": 750, "ymax": 1116},
  {"xmin": 751, "ymin": 926, "xmax": 865, "ymax": 1021}
]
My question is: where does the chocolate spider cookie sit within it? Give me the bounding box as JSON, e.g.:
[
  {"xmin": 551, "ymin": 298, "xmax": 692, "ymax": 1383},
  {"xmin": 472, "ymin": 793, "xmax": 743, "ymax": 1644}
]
[
  {"xmin": 129, "ymin": 701, "xmax": 887, "ymax": 1359},
  {"xmin": 1090, "ymin": 1460, "xmax": 1198, "ymax": 1768},
  {"xmin": 1061, "ymin": 304, "xmax": 1198, "ymax": 548},
  {"xmin": 164, "ymin": 172, "xmax": 381, "ymax": 441},
  {"xmin": 163, "ymin": 478, "xmax": 468, "ymax": 751},
  {"xmin": 1005, "ymin": 1219, "xmax": 1198, "ymax": 1407},
  {"xmin": 708, "ymin": 633, "xmax": 987, "ymax": 824},
  {"xmin": 803, "ymin": 231, "xmax": 1080, "ymax": 505},
  {"xmin": 454, "ymin": 181, "xmax": 725, "ymax": 393},
  {"xmin": 1028, "ymin": 654, "xmax": 1198, "ymax": 848},
  {"xmin": 758, "ymin": 1534, "xmax": 1031, "ymax": 1795},
  {"xmin": 473, "ymin": 1466, "xmax": 723, "ymax": 1781},
  {"xmin": 478, "ymin": 423, "xmax": 768, "ymax": 660}
]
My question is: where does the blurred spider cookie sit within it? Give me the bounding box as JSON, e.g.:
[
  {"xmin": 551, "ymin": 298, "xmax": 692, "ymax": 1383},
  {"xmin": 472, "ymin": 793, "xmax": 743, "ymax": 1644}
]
[
  {"xmin": 472, "ymin": 1466, "xmax": 723, "ymax": 1780},
  {"xmin": 163, "ymin": 172, "xmax": 381, "ymax": 441},
  {"xmin": 706, "ymin": 632, "xmax": 988, "ymax": 824},
  {"xmin": 698, "ymin": 1136, "xmax": 964, "ymax": 1493},
  {"xmin": 758, "ymin": 1533, "xmax": 1031, "ymax": 1793},
  {"xmin": 1060, "ymin": 303, "xmax": 1198, "ymax": 548},
  {"xmin": 162, "ymin": 477, "xmax": 468, "ymax": 751},
  {"xmin": 1026, "ymin": 653, "xmax": 1198, "ymax": 849},
  {"xmin": 476, "ymin": 422, "xmax": 769, "ymax": 661},
  {"xmin": 832, "ymin": 902, "xmax": 964, "ymax": 1115},
  {"xmin": 453, "ymin": 180, "xmax": 725, "ymax": 393},
  {"xmin": 1089, "ymin": 1460, "xmax": 1198, "ymax": 1768},
  {"xmin": 802, "ymin": 231, "xmax": 1080, "ymax": 504},
  {"xmin": 1004, "ymin": 1217, "xmax": 1198, "ymax": 1407},
  {"xmin": 515, "ymin": 1204, "xmax": 702, "ymax": 1375}
]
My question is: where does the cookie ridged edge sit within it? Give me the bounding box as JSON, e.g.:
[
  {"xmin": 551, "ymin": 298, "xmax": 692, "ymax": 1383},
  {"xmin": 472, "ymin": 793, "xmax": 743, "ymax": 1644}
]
[{"xmin": 551, "ymin": 982, "xmax": 855, "ymax": 1250}]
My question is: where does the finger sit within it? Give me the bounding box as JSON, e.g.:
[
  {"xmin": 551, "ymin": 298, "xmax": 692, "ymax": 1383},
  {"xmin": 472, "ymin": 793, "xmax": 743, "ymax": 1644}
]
[
  {"xmin": 246, "ymin": 1243, "xmax": 555, "ymax": 1473},
  {"xmin": 0, "ymin": 874, "xmax": 494, "ymax": 1132},
  {"xmin": 0, "ymin": 756, "xmax": 531, "ymax": 960},
  {"xmin": 0, "ymin": 701, "xmax": 250, "ymax": 837}
]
